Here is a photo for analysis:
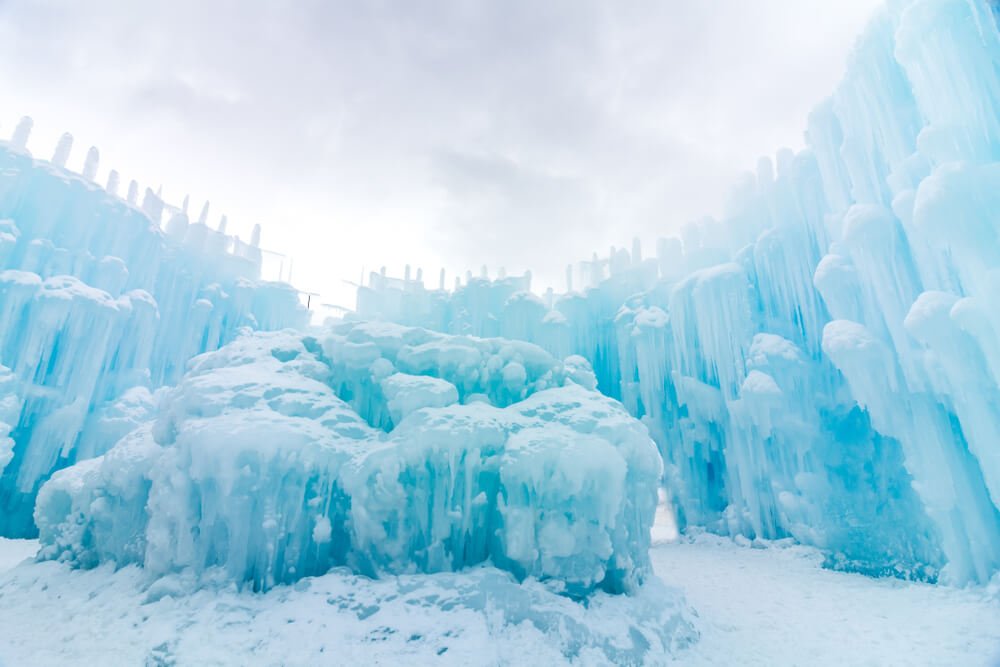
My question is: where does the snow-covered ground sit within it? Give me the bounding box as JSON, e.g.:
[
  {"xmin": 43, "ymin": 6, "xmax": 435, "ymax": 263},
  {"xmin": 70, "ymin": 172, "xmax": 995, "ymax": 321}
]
[
  {"xmin": 652, "ymin": 533, "xmax": 1000, "ymax": 666},
  {"xmin": 2, "ymin": 534, "xmax": 997, "ymax": 666}
]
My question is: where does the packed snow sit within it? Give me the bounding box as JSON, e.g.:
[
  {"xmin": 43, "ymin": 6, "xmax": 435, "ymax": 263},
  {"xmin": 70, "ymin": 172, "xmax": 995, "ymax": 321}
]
[{"xmin": 1, "ymin": 532, "xmax": 998, "ymax": 665}]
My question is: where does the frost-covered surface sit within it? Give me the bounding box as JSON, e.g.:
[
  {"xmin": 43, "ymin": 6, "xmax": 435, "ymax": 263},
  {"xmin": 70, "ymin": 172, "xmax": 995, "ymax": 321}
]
[
  {"xmin": 35, "ymin": 327, "xmax": 661, "ymax": 597},
  {"xmin": 2, "ymin": 532, "xmax": 997, "ymax": 666},
  {"xmin": 0, "ymin": 539, "xmax": 695, "ymax": 666},
  {"xmin": 350, "ymin": 0, "xmax": 1000, "ymax": 586},
  {"xmin": 652, "ymin": 532, "xmax": 1000, "ymax": 666},
  {"xmin": 0, "ymin": 142, "xmax": 308, "ymax": 536}
]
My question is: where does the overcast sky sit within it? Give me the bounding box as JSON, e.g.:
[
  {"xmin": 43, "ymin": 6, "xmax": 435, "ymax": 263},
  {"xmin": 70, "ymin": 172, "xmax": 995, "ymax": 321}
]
[{"xmin": 0, "ymin": 0, "xmax": 881, "ymax": 306}]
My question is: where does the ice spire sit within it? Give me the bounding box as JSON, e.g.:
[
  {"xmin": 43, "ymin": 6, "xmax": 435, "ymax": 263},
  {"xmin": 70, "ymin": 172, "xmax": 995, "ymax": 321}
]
[
  {"xmin": 454, "ymin": 276, "xmax": 461, "ymax": 290},
  {"xmin": 566, "ymin": 264, "xmax": 573, "ymax": 292},
  {"xmin": 142, "ymin": 188, "xmax": 164, "ymax": 223},
  {"xmin": 218, "ymin": 215, "xmax": 228, "ymax": 234},
  {"xmin": 198, "ymin": 201, "xmax": 210, "ymax": 225},
  {"xmin": 106, "ymin": 170, "xmax": 120, "ymax": 196},
  {"xmin": 82, "ymin": 147, "xmax": 100, "ymax": 181},
  {"xmin": 480, "ymin": 265, "xmax": 488, "ymax": 279},
  {"xmin": 51, "ymin": 133, "xmax": 73, "ymax": 168},
  {"xmin": 250, "ymin": 224, "xmax": 261, "ymax": 248},
  {"xmin": 10, "ymin": 116, "xmax": 33, "ymax": 151},
  {"xmin": 415, "ymin": 268, "xmax": 423, "ymax": 283},
  {"xmin": 632, "ymin": 237, "xmax": 642, "ymax": 265},
  {"xmin": 404, "ymin": 264, "xmax": 411, "ymax": 281},
  {"xmin": 498, "ymin": 266, "xmax": 507, "ymax": 279},
  {"xmin": 182, "ymin": 195, "xmax": 190, "ymax": 214},
  {"xmin": 439, "ymin": 268, "xmax": 446, "ymax": 290},
  {"xmin": 127, "ymin": 180, "xmax": 139, "ymax": 205}
]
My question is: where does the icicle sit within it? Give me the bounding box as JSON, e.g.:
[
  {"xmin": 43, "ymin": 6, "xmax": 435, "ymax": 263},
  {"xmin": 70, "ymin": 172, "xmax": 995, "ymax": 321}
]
[
  {"xmin": 218, "ymin": 215, "xmax": 228, "ymax": 233},
  {"xmin": 198, "ymin": 201, "xmax": 210, "ymax": 225},
  {"xmin": 51, "ymin": 133, "xmax": 73, "ymax": 168},
  {"xmin": 250, "ymin": 224, "xmax": 261, "ymax": 248},
  {"xmin": 142, "ymin": 188, "xmax": 164, "ymax": 224},
  {"xmin": 106, "ymin": 170, "xmax": 120, "ymax": 197},
  {"xmin": 10, "ymin": 116, "xmax": 33, "ymax": 151},
  {"xmin": 127, "ymin": 180, "xmax": 139, "ymax": 205},
  {"xmin": 82, "ymin": 146, "xmax": 99, "ymax": 181}
]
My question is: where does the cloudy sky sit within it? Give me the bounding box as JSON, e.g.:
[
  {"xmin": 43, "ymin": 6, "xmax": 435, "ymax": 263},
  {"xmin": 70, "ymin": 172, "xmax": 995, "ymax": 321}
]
[{"xmin": 0, "ymin": 0, "xmax": 880, "ymax": 306}]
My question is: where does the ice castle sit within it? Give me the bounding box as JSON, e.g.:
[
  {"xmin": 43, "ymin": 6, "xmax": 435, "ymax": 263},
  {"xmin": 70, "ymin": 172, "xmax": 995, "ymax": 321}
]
[{"xmin": 1, "ymin": 0, "xmax": 999, "ymax": 602}]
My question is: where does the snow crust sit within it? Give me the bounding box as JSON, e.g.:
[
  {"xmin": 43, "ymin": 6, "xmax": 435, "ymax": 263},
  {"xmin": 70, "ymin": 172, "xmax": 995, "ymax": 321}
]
[{"xmin": 0, "ymin": 537, "xmax": 695, "ymax": 666}]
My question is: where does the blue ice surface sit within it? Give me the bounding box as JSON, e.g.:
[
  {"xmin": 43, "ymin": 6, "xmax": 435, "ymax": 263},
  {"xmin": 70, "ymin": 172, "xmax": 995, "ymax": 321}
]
[
  {"xmin": 3, "ymin": 0, "xmax": 1000, "ymax": 595},
  {"xmin": 0, "ymin": 140, "xmax": 308, "ymax": 535},
  {"xmin": 353, "ymin": 0, "xmax": 1000, "ymax": 586},
  {"xmin": 35, "ymin": 326, "xmax": 661, "ymax": 598}
]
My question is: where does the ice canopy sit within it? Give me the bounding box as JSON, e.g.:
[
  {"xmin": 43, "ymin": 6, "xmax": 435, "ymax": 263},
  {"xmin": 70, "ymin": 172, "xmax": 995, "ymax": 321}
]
[{"xmin": 1, "ymin": 0, "xmax": 1000, "ymax": 595}]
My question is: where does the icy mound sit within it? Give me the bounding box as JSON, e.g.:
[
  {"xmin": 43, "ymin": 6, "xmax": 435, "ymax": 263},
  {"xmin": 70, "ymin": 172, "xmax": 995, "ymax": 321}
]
[
  {"xmin": 324, "ymin": 320, "xmax": 595, "ymax": 430},
  {"xmin": 36, "ymin": 327, "xmax": 661, "ymax": 597}
]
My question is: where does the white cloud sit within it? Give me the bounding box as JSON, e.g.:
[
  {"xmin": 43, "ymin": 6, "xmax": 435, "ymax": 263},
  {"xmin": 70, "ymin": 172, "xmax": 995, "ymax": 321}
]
[{"xmin": 0, "ymin": 0, "xmax": 881, "ymax": 305}]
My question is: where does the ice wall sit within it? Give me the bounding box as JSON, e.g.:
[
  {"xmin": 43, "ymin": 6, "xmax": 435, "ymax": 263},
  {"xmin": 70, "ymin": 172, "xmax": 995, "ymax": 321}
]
[
  {"xmin": 0, "ymin": 134, "xmax": 308, "ymax": 535},
  {"xmin": 36, "ymin": 326, "xmax": 661, "ymax": 598},
  {"xmin": 352, "ymin": 0, "xmax": 1000, "ymax": 585}
]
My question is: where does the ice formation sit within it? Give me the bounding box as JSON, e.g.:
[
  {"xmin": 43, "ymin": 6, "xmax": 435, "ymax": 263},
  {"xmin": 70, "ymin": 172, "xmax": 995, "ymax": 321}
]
[
  {"xmin": 0, "ymin": 135, "xmax": 308, "ymax": 535},
  {"xmin": 0, "ymin": 0, "xmax": 997, "ymax": 629},
  {"xmin": 35, "ymin": 326, "xmax": 661, "ymax": 598},
  {"xmin": 352, "ymin": 0, "xmax": 1000, "ymax": 585}
]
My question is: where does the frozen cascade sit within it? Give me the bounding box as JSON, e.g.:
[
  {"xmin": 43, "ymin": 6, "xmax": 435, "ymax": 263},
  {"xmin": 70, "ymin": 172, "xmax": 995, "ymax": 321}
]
[
  {"xmin": 35, "ymin": 326, "xmax": 661, "ymax": 599},
  {"xmin": 0, "ymin": 137, "xmax": 308, "ymax": 536},
  {"xmin": 1, "ymin": 0, "xmax": 999, "ymax": 606},
  {"xmin": 352, "ymin": 0, "xmax": 1000, "ymax": 585}
]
